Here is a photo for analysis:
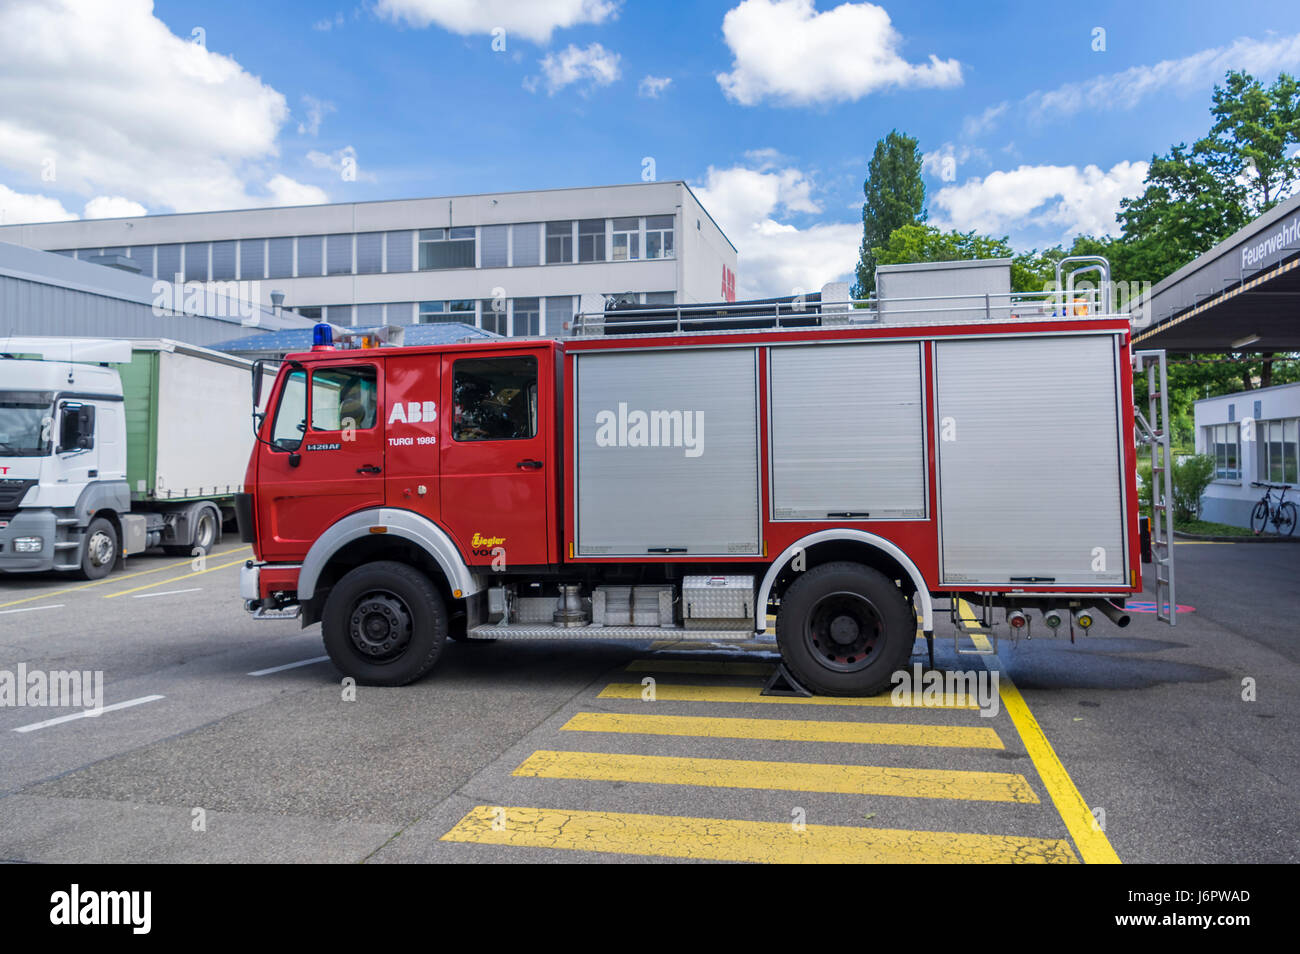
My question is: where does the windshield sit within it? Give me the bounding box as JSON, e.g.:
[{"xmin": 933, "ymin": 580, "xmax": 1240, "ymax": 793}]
[{"xmin": 0, "ymin": 391, "xmax": 54, "ymax": 457}]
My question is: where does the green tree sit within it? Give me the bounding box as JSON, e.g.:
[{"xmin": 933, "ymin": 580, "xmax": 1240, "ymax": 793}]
[
  {"xmin": 1193, "ymin": 70, "xmax": 1300, "ymax": 214},
  {"xmin": 852, "ymin": 131, "xmax": 926, "ymax": 299}
]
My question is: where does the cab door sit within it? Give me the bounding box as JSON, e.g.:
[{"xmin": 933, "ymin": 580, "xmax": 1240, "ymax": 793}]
[
  {"xmin": 256, "ymin": 361, "xmax": 385, "ymax": 563},
  {"xmin": 439, "ymin": 346, "xmax": 553, "ymax": 567}
]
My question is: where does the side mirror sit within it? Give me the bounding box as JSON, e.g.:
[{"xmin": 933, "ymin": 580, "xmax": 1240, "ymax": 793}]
[{"xmin": 251, "ymin": 360, "xmax": 265, "ymax": 409}]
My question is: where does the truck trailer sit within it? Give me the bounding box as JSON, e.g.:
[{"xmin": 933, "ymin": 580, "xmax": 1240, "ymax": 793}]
[
  {"xmin": 237, "ymin": 258, "xmax": 1176, "ymax": 696},
  {"xmin": 0, "ymin": 337, "xmax": 271, "ymax": 579}
]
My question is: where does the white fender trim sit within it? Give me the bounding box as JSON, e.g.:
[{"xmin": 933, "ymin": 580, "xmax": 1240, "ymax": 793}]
[
  {"xmin": 297, "ymin": 508, "xmax": 481, "ymax": 601},
  {"xmin": 755, "ymin": 529, "xmax": 933, "ymax": 634}
]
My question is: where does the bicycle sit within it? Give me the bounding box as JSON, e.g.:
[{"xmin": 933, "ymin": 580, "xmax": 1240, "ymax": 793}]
[{"xmin": 1249, "ymin": 482, "xmax": 1297, "ymax": 536}]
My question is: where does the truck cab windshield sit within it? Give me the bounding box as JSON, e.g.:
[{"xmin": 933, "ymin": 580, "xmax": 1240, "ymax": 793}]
[{"xmin": 0, "ymin": 392, "xmax": 53, "ymax": 457}]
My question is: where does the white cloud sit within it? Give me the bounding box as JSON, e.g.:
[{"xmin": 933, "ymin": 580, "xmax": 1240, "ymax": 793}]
[
  {"xmin": 266, "ymin": 174, "xmax": 329, "ymax": 207},
  {"xmin": 298, "ymin": 95, "xmax": 336, "ymax": 136},
  {"xmin": 716, "ymin": 0, "xmax": 962, "ymax": 106},
  {"xmin": 314, "ymin": 12, "xmax": 345, "ymax": 31},
  {"xmin": 961, "ymin": 102, "xmax": 1007, "ymax": 138},
  {"xmin": 377, "ymin": 0, "xmax": 619, "ymax": 43},
  {"xmin": 1027, "ymin": 32, "xmax": 1300, "ymax": 119},
  {"xmin": 83, "ymin": 195, "xmax": 148, "ymax": 219},
  {"xmin": 930, "ymin": 160, "xmax": 1150, "ymax": 238},
  {"xmin": 528, "ymin": 43, "xmax": 620, "ymax": 95},
  {"xmin": 0, "ymin": 183, "xmax": 76, "ymax": 224},
  {"xmin": 637, "ymin": 75, "xmax": 672, "ymax": 98},
  {"xmin": 694, "ymin": 161, "xmax": 857, "ymax": 298},
  {"xmin": 305, "ymin": 145, "xmax": 376, "ymax": 183},
  {"xmin": 921, "ymin": 143, "xmax": 984, "ymax": 183},
  {"xmin": 0, "ymin": 0, "xmax": 313, "ymax": 213}
]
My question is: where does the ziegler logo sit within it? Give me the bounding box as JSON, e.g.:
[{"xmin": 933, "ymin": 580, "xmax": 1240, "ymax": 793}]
[
  {"xmin": 594, "ymin": 403, "xmax": 704, "ymax": 458},
  {"xmin": 471, "ymin": 532, "xmax": 505, "ymax": 557},
  {"xmin": 389, "ymin": 400, "xmax": 437, "ymax": 425}
]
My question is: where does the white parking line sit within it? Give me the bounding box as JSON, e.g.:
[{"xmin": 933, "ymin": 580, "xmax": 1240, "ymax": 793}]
[
  {"xmin": 0, "ymin": 604, "xmax": 65, "ymax": 616},
  {"xmin": 248, "ymin": 655, "xmax": 330, "ymax": 677},
  {"xmin": 131, "ymin": 588, "xmax": 203, "ymax": 599},
  {"xmin": 12, "ymin": 695, "xmax": 165, "ymax": 734}
]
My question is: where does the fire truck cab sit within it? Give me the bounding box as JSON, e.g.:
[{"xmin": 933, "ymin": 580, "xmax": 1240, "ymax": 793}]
[{"xmin": 238, "ymin": 265, "xmax": 1166, "ymax": 696}]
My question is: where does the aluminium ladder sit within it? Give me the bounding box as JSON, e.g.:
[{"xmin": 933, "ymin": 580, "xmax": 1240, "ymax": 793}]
[{"xmin": 1133, "ymin": 350, "xmax": 1176, "ymax": 625}]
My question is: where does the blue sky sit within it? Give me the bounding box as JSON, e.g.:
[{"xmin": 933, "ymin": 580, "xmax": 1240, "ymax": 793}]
[{"xmin": 1, "ymin": 0, "xmax": 1299, "ymax": 296}]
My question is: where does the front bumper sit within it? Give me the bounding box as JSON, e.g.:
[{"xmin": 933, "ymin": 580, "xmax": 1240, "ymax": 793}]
[{"xmin": 0, "ymin": 509, "xmax": 59, "ymax": 573}]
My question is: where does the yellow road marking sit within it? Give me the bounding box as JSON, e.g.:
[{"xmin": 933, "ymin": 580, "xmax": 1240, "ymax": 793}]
[
  {"xmin": 104, "ymin": 555, "xmax": 250, "ymax": 598},
  {"xmin": 442, "ymin": 806, "xmax": 1078, "ymax": 863},
  {"xmin": 561, "ymin": 711, "xmax": 1004, "ymax": 749},
  {"xmin": 599, "ymin": 682, "xmax": 976, "ymax": 709},
  {"xmin": 514, "ymin": 750, "xmax": 1038, "ymax": 803},
  {"xmin": 0, "ymin": 546, "xmax": 250, "ymax": 609},
  {"xmin": 625, "ymin": 659, "xmax": 775, "ymax": 676},
  {"xmin": 959, "ymin": 601, "xmax": 1121, "ymax": 864}
]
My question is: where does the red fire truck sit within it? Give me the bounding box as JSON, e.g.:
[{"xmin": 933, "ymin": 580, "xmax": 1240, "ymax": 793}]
[{"xmin": 237, "ymin": 260, "xmax": 1172, "ymax": 696}]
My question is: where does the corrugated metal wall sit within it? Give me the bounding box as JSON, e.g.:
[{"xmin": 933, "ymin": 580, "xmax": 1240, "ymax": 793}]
[{"xmin": 0, "ymin": 274, "xmax": 263, "ymax": 347}]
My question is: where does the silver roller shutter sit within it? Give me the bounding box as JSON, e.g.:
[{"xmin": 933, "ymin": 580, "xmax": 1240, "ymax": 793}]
[
  {"xmin": 935, "ymin": 335, "xmax": 1127, "ymax": 586},
  {"xmin": 769, "ymin": 341, "xmax": 925, "ymax": 520},
  {"xmin": 577, "ymin": 347, "xmax": 760, "ymax": 556}
]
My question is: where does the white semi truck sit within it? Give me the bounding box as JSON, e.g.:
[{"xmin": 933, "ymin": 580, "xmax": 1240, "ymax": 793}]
[{"xmin": 0, "ymin": 337, "xmax": 269, "ymax": 579}]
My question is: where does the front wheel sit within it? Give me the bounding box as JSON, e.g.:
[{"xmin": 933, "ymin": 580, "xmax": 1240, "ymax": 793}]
[
  {"xmin": 776, "ymin": 561, "xmax": 917, "ymax": 696},
  {"xmin": 321, "ymin": 561, "xmax": 448, "ymax": 686},
  {"xmin": 1250, "ymin": 500, "xmax": 1269, "ymax": 535},
  {"xmin": 77, "ymin": 517, "xmax": 118, "ymax": 580},
  {"xmin": 1278, "ymin": 501, "xmax": 1298, "ymax": 537}
]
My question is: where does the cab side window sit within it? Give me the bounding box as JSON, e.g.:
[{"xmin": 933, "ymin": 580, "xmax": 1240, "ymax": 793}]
[
  {"xmin": 452, "ymin": 356, "xmax": 537, "ymax": 442},
  {"xmin": 311, "ymin": 366, "xmax": 378, "ymax": 431},
  {"xmin": 270, "ymin": 370, "xmax": 307, "ymax": 451}
]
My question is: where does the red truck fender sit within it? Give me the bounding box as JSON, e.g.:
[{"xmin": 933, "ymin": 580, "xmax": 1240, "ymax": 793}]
[
  {"xmin": 756, "ymin": 529, "xmax": 934, "ymax": 635},
  {"xmin": 297, "ymin": 507, "xmax": 482, "ymax": 604}
]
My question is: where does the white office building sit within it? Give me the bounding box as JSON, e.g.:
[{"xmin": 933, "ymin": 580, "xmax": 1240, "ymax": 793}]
[
  {"xmin": 1195, "ymin": 382, "xmax": 1300, "ymax": 527},
  {"xmin": 0, "ymin": 181, "xmax": 738, "ymax": 336}
]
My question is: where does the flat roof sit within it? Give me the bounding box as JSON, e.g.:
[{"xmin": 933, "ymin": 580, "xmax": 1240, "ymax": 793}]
[{"xmin": 1133, "ymin": 191, "xmax": 1300, "ymax": 352}]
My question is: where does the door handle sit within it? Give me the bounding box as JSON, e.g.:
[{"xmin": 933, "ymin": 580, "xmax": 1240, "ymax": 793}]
[
  {"xmin": 357, "ymin": 465, "xmax": 382, "ymax": 474},
  {"xmin": 516, "ymin": 459, "xmax": 543, "ymax": 470}
]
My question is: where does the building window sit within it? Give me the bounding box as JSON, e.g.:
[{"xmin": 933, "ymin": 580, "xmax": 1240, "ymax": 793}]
[
  {"xmin": 326, "ymin": 234, "xmax": 353, "ymax": 276},
  {"xmin": 267, "ymin": 237, "xmax": 293, "ymax": 279},
  {"xmin": 512, "ymin": 223, "xmax": 540, "ymax": 266},
  {"xmin": 480, "ymin": 298, "xmax": 507, "ymax": 335},
  {"xmin": 211, "ymin": 241, "xmax": 237, "ymax": 281},
  {"xmin": 355, "ymin": 302, "xmax": 384, "ymax": 325},
  {"xmin": 644, "ymin": 291, "xmax": 676, "ymax": 305},
  {"xmin": 418, "ymin": 300, "xmax": 475, "ymax": 324},
  {"xmin": 1209, "ymin": 423, "xmax": 1240, "ymax": 480},
  {"xmin": 356, "ymin": 233, "xmax": 383, "ymax": 275},
  {"xmin": 1262, "ymin": 419, "xmax": 1300, "ymax": 484},
  {"xmin": 578, "ymin": 219, "xmax": 605, "ymax": 263},
  {"xmin": 546, "ymin": 221, "xmax": 574, "ymax": 264},
  {"xmin": 386, "ymin": 302, "xmax": 415, "ymax": 325},
  {"xmin": 452, "ymin": 356, "xmax": 538, "ymax": 442},
  {"xmin": 238, "ymin": 239, "xmax": 265, "ymax": 280},
  {"xmin": 128, "ymin": 246, "xmax": 155, "ymax": 278},
  {"xmin": 297, "ymin": 306, "xmax": 323, "ymax": 320},
  {"xmin": 419, "ymin": 227, "xmax": 475, "ymax": 270},
  {"xmin": 545, "ymin": 295, "xmax": 573, "ymax": 335},
  {"xmin": 298, "ymin": 235, "xmax": 324, "ymax": 277},
  {"xmin": 386, "ymin": 231, "xmax": 413, "ymax": 272},
  {"xmin": 327, "ymin": 304, "xmax": 353, "ymax": 325},
  {"xmin": 183, "ymin": 242, "xmax": 209, "ymax": 282},
  {"xmin": 157, "ymin": 244, "xmax": 181, "ymax": 281},
  {"xmin": 513, "ymin": 297, "xmax": 540, "ymax": 336},
  {"xmin": 480, "ymin": 225, "xmax": 508, "ymax": 268},
  {"xmin": 645, "ymin": 214, "xmax": 674, "ymax": 259},
  {"xmin": 611, "ymin": 217, "xmax": 639, "ymax": 261}
]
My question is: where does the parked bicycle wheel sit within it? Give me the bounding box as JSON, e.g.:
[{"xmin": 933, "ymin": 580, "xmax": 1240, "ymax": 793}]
[
  {"xmin": 1279, "ymin": 501, "xmax": 1298, "ymax": 536},
  {"xmin": 1250, "ymin": 500, "xmax": 1270, "ymax": 535}
]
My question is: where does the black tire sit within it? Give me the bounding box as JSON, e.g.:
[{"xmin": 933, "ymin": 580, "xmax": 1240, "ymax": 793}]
[
  {"xmin": 1279, "ymin": 501, "xmax": 1298, "ymax": 537},
  {"xmin": 776, "ymin": 561, "xmax": 916, "ymax": 696},
  {"xmin": 164, "ymin": 505, "xmax": 220, "ymax": 556},
  {"xmin": 77, "ymin": 516, "xmax": 118, "ymax": 580},
  {"xmin": 321, "ymin": 561, "xmax": 448, "ymax": 686},
  {"xmin": 1250, "ymin": 500, "xmax": 1269, "ymax": 535}
]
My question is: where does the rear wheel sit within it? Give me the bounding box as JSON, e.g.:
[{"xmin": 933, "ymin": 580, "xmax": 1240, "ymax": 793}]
[
  {"xmin": 77, "ymin": 517, "xmax": 118, "ymax": 580},
  {"xmin": 776, "ymin": 561, "xmax": 917, "ymax": 696},
  {"xmin": 1278, "ymin": 501, "xmax": 1298, "ymax": 537},
  {"xmin": 1250, "ymin": 500, "xmax": 1269, "ymax": 535},
  {"xmin": 321, "ymin": 561, "xmax": 447, "ymax": 686},
  {"xmin": 164, "ymin": 505, "xmax": 219, "ymax": 556}
]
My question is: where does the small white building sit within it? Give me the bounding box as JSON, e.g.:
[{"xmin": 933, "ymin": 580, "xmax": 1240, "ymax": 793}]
[
  {"xmin": 0, "ymin": 181, "xmax": 738, "ymax": 337},
  {"xmin": 1194, "ymin": 382, "xmax": 1300, "ymax": 527}
]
